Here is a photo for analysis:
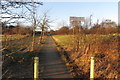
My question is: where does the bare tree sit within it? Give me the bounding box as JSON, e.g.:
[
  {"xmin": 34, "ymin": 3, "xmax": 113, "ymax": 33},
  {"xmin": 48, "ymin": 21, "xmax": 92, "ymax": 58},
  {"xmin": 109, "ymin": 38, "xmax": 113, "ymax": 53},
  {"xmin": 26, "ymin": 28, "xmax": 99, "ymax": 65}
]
[
  {"xmin": 1, "ymin": 0, "xmax": 43, "ymax": 51},
  {"xmin": 37, "ymin": 11, "xmax": 53, "ymax": 44},
  {"xmin": 1, "ymin": 0, "xmax": 43, "ymax": 24}
]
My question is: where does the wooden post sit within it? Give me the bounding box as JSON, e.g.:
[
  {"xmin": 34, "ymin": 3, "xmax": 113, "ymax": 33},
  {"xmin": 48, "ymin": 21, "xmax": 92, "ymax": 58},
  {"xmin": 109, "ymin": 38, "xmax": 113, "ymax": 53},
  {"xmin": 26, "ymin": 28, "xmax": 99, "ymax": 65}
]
[
  {"xmin": 34, "ymin": 57, "xmax": 39, "ymax": 80},
  {"xmin": 90, "ymin": 56, "xmax": 94, "ymax": 80}
]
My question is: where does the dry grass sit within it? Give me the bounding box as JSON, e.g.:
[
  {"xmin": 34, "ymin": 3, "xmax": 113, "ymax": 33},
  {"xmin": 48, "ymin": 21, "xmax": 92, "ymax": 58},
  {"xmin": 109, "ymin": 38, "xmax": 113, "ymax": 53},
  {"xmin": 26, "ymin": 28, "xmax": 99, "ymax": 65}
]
[
  {"xmin": 2, "ymin": 35, "xmax": 47, "ymax": 78},
  {"xmin": 53, "ymin": 34, "xmax": 119, "ymax": 79}
]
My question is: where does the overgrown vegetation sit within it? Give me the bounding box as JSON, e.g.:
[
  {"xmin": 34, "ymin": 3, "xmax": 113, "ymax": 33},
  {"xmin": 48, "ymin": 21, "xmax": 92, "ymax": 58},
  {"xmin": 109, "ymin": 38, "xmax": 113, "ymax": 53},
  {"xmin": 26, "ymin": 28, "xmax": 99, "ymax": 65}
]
[
  {"xmin": 53, "ymin": 33, "xmax": 119, "ymax": 79},
  {"xmin": 2, "ymin": 35, "xmax": 46, "ymax": 78},
  {"xmin": 50, "ymin": 20, "xmax": 119, "ymax": 35},
  {"xmin": 2, "ymin": 24, "xmax": 33, "ymax": 35}
]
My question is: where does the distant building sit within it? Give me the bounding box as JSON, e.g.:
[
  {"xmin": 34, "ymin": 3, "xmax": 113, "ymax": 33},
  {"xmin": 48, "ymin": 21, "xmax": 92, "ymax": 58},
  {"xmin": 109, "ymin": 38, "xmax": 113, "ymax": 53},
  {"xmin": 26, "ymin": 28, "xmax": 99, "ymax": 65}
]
[
  {"xmin": 35, "ymin": 27, "xmax": 41, "ymax": 32},
  {"xmin": 34, "ymin": 26, "xmax": 48, "ymax": 35},
  {"xmin": 70, "ymin": 17, "xmax": 85, "ymax": 27},
  {"xmin": 100, "ymin": 19, "xmax": 117, "ymax": 27}
]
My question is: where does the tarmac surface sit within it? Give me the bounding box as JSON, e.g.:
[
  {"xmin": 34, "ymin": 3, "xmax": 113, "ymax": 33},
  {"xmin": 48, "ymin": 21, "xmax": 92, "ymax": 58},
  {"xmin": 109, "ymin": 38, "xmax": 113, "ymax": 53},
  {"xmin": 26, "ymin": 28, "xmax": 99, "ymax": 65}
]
[{"xmin": 39, "ymin": 36, "xmax": 72, "ymax": 78}]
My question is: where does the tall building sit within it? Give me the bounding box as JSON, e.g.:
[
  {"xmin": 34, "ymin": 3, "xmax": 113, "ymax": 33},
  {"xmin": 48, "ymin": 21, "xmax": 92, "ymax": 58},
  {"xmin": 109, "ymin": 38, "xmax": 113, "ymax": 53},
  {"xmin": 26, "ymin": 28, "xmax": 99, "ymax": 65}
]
[{"xmin": 70, "ymin": 17, "xmax": 85, "ymax": 27}]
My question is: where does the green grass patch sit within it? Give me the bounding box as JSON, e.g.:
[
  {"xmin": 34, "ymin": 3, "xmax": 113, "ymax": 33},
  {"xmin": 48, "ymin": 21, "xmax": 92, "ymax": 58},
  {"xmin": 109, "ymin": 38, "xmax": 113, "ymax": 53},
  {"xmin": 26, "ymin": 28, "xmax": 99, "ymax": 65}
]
[{"xmin": 53, "ymin": 34, "xmax": 119, "ymax": 47}]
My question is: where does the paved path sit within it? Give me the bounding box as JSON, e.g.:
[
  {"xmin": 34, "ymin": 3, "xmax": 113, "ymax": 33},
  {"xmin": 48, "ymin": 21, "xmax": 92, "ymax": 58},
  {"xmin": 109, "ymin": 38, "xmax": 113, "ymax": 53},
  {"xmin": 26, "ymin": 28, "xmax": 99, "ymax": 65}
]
[{"xmin": 39, "ymin": 36, "xmax": 72, "ymax": 78}]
